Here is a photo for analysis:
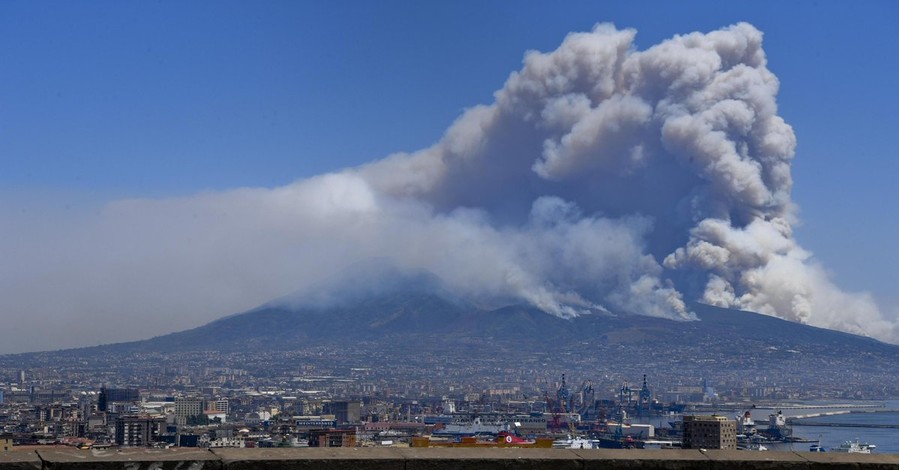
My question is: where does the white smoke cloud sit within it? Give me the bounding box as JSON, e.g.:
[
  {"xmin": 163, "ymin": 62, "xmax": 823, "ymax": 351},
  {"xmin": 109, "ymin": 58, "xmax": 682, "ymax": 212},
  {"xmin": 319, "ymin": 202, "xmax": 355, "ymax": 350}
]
[
  {"xmin": 2, "ymin": 22, "xmax": 895, "ymax": 352},
  {"xmin": 351, "ymin": 21, "xmax": 895, "ymax": 340}
]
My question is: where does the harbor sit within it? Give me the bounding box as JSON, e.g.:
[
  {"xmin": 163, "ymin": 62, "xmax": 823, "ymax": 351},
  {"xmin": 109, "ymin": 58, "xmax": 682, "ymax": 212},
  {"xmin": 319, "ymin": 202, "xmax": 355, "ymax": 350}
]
[{"xmin": 632, "ymin": 402, "xmax": 899, "ymax": 454}]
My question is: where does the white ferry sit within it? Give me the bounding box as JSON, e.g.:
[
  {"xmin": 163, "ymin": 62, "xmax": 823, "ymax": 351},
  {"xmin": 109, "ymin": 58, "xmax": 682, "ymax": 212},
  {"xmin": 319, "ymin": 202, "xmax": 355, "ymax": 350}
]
[
  {"xmin": 828, "ymin": 439, "xmax": 876, "ymax": 454},
  {"xmin": 434, "ymin": 416, "xmax": 506, "ymax": 435}
]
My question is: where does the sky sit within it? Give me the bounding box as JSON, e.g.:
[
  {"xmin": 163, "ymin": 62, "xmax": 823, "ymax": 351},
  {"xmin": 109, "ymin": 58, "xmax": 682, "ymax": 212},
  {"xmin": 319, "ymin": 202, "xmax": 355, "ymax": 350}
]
[{"xmin": 1, "ymin": 1, "xmax": 898, "ymax": 353}]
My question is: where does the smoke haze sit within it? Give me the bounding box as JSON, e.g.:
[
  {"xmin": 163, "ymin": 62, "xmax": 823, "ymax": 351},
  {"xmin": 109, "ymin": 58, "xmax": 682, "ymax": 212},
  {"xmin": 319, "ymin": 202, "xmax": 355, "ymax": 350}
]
[{"xmin": 2, "ymin": 22, "xmax": 896, "ymax": 352}]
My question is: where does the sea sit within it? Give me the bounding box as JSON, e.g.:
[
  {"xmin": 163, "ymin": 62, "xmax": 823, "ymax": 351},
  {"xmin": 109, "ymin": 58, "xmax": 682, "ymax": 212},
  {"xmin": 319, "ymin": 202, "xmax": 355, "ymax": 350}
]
[
  {"xmin": 790, "ymin": 410, "xmax": 899, "ymax": 454},
  {"xmin": 641, "ymin": 400, "xmax": 899, "ymax": 454}
]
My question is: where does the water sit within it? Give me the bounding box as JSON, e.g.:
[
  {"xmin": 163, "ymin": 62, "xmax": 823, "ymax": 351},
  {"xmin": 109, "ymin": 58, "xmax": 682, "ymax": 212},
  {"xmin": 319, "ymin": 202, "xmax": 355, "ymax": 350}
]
[
  {"xmin": 640, "ymin": 402, "xmax": 899, "ymax": 454},
  {"xmin": 794, "ymin": 411, "xmax": 899, "ymax": 454}
]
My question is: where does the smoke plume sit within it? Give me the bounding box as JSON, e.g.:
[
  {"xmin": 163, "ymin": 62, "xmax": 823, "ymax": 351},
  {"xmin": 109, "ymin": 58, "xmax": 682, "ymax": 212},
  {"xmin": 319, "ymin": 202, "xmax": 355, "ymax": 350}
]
[
  {"xmin": 351, "ymin": 22, "xmax": 895, "ymax": 339},
  {"xmin": 2, "ymin": 22, "xmax": 896, "ymax": 351}
]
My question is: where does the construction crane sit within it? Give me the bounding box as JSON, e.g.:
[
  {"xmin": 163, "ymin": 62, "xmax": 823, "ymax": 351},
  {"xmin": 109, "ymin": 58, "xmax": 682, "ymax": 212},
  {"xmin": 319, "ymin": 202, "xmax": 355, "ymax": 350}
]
[{"xmin": 544, "ymin": 390, "xmax": 563, "ymax": 434}]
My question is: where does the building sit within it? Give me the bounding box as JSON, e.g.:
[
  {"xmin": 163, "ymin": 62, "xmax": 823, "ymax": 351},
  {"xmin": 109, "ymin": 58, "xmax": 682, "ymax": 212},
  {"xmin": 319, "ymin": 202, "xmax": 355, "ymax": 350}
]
[
  {"xmin": 295, "ymin": 418, "xmax": 338, "ymax": 430},
  {"xmin": 1, "ymin": 434, "xmax": 12, "ymax": 452},
  {"xmin": 363, "ymin": 421, "xmax": 429, "ymax": 437},
  {"xmin": 206, "ymin": 436, "xmax": 245, "ymax": 448},
  {"xmin": 210, "ymin": 398, "xmax": 229, "ymax": 414},
  {"xmin": 174, "ymin": 396, "xmax": 204, "ymax": 424},
  {"xmin": 106, "ymin": 388, "xmax": 140, "ymax": 403},
  {"xmin": 682, "ymin": 415, "xmax": 737, "ymax": 450},
  {"xmin": 323, "ymin": 401, "xmax": 361, "ymax": 424},
  {"xmin": 512, "ymin": 415, "xmax": 547, "ymax": 434},
  {"xmin": 308, "ymin": 429, "xmax": 356, "ymax": 447},
  {"xmin": 114, "ymin": 415, "xmax": 165, "ymax": 447},
  {"xmin": 203, "ymin": 410, "xmax": 227, "ymax": 424},
  {"xmin": 98, "ymin": 387, "xmax": 141, "ymax": 411}
]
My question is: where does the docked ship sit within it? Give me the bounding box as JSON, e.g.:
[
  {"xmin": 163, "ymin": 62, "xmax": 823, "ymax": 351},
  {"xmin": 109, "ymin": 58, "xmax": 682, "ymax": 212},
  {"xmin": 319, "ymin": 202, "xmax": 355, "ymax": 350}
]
[
  {"xmin": 595, "ymin": 433, "xmax": 644, "ymax": 449},
  {"xmin": 735, "ymin": 410, "xmax": 769, "ymax": 450},
  {"xmin": 552, "ymin": 436, "xmax": 597, "ymax": 449},
  {"xmin": 758, "ymin": 411, "xmax": 793, "ymax": 440},
  {"xmin": 412, "ymin": 433, "xmax": 553, "ymax": 448},
  {"xmin": 433, "ymin": 415, "xmax": 507, "ymax": 435},
  {"xmin": 590, "ymin": 411, "xmax": 655, "ymax": 449},
  {"xmin": 736, "ymin": 410, "xmax": 817, "ymax": 450},
  {"xmin": 735, "ymin": 410, "xmax": 758, "ymax": 436}
]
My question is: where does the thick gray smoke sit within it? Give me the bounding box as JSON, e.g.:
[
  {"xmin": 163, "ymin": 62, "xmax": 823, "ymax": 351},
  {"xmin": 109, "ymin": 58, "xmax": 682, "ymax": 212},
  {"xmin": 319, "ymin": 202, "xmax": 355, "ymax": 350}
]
[
  {"xmin": 2, "ymin": 22, "xmax": 895, "ymax": 352},
  {"xmin": 354, "ymin": 22, "xmax": 895, "ymax": 339}
]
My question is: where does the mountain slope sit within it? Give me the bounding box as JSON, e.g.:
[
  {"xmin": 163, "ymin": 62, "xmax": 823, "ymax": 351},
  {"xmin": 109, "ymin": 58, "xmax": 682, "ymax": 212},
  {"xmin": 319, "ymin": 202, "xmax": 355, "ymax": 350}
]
[
  {"xmin": 95, "ymin": 288, "xmax": 898, "ymax": 359},
  {"xmin": 6, "ymin": 285, "xmax": 898, "ymax": 399}
]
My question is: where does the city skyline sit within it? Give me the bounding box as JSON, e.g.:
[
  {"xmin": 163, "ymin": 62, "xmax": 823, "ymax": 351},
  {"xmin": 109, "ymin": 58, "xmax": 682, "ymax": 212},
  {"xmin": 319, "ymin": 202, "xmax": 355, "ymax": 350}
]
[{"xmin": 2, "ymin": 1, "xmax": 898, "ymax": 353}]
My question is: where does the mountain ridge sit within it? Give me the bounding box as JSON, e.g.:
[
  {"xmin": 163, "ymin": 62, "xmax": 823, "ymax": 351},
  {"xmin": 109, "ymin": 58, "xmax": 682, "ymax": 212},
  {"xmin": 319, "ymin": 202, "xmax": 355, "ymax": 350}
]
[{"xmin": 50, "ymin": 289, "xmax": 894, "ymax": 358}]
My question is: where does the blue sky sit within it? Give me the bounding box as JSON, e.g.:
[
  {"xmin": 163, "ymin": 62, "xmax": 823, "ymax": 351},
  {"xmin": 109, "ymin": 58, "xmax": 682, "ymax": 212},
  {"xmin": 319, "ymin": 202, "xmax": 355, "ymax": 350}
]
[{"xmin": 2, "ymin": 1, "xmax": 898, "ymax": 349}]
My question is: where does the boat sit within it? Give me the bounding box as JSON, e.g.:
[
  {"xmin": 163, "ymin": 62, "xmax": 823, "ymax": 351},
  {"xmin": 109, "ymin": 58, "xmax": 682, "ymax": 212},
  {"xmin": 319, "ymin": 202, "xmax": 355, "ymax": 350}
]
[
  {"xmin": 741, "ymin": 443, "xmax": 768, "ymax": 451},
  {"xmin": 737, "ymin": 433, "xmax": 771, "ymax": 451},
  {"xmin": 829, "ymin": 439, "xmax": 876, "ymax": 454},
  {"xmin": 595, "ymin": 434, "xmax": 644, "ymax": 449},
  {"xmin": 591, "ymin": 404, "xmax": 654, "ymax": 449},
  {"xmin": 434, "ymin": 415, "xmax": 506, "ymax": 435},
  {"xmin": 552, "ymin": 435, "xmax": 597, "ymax": 449},
  {"xmin": 642, "ymin": 439, "xmax": 680, "ymax": 450},
  {"xmin": 411, "ymin": 434, "xmax": 553, "ymax": 448}
]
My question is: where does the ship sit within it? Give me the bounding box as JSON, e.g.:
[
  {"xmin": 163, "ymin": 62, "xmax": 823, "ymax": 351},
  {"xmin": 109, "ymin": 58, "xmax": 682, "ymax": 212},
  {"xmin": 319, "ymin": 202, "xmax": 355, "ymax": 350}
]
[
  {"xmin": 828, "ymin": 439, "xmax": 876, "ymax": 454},
  {"xmin": 411, "ymin": 433, "xmax": 553, "ymax": 448},
  {"xmin": 590, "ymin": 417, "xmax": 654, "ymax": 449},
  {"xmin": 735, "ymin": 410, "xmax": 758, "ymax": 436},
  {"xmin": 433, "ymin": 415, "xmax": 506, "ymax": 435},
  {"xmin": 736, "ymin": 433, "xmax": 769, "ymax": 451},
  {"xmin": 552, "ymin": 436, "xmax": 597, "ymax": 449},
  {"xmin": 595, "ymin": 433, "xmax": 644, "ymax": 449},
  {"xmin": 757, "ymin": 410, "xmax": 795, "ymax": 440},
  {"xmin": 736, "ymin": 409, "xmax": 817, "ymax": 450}
]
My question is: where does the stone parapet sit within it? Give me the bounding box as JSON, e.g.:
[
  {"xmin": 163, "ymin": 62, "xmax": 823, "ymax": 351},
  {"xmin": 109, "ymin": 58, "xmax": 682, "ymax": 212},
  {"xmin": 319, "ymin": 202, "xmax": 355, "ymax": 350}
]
[{"xmin": 2, "ymin": 448, "xmax": 899, "ymax": 469}]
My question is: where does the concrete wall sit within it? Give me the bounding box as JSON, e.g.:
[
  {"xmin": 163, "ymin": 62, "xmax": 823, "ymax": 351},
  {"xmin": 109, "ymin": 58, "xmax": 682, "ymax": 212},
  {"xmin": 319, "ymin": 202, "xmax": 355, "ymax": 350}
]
[{"xmin": 3, "ymin": 448, "xmax": 899, "ymax": 469}]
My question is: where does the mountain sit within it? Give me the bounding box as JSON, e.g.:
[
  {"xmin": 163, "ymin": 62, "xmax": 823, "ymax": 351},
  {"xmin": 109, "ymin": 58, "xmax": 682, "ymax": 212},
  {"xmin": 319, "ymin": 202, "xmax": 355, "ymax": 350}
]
[
  {"xmin": 3, "ymin": 258, "xmax": 889, "ymax": 377},
  {"xmin": 71, "ymin": 260, "xmax": 887, "ymax": 356},
  {"xmin": 136, "ymin": 290, "xmax": 470, "ymax": 352},
  {"xmin": 7, "ymin": 270, "xmax": 899, "ymax": 397},
  {"xmin": 99, "ymin": 284, "xmax": 895, "ymax": 359}
]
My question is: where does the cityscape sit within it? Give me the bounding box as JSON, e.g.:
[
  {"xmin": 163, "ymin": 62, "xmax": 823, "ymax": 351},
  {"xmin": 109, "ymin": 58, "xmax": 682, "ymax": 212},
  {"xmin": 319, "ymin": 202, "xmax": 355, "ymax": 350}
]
[
  {"xmin": 2, "ymin": 325, "xmax": 898, "ymax": 452},
  {"xmin": 2, "ymin": 2, "xmax": 898, "ymax": 466}
]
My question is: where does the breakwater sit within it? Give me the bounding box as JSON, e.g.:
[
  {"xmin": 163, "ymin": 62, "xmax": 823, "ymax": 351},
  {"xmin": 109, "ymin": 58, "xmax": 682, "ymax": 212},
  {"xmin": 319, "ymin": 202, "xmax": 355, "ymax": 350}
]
[{"xmin": 791, "ymin": 421, "xmax": 899, "ymax": 428}]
